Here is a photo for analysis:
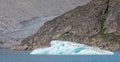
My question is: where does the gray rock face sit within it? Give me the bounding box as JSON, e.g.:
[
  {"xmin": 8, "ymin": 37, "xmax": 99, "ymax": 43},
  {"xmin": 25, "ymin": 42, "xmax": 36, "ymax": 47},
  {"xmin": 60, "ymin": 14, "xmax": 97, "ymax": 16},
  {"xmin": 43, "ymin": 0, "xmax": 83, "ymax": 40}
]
[
  {"xmin": 0, "ymin": 0, "xmax": 90, "ymax": 31},
  {"xmin": 16, "ymin": 0, "xmax": 120, "ymax": 51},
  {"xmin": 0, "ymin": 0, "xmax": 90, "ymax": 49},
  {"xmin": 0, "ymin": 16, "xmax": 57, "ymax": 49},
  {"xmin": 104, "ymin": 0, "xmax": 120, "ymax": 34},
  {"xmin": 0, "ymin": 35, "xmax": 20, "ymax": 49}
]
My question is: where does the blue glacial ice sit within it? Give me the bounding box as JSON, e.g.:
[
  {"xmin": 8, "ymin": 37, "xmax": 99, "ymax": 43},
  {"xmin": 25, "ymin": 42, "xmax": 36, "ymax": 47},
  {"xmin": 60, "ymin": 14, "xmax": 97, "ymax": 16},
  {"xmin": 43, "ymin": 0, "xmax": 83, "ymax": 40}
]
[{"xmin": 30, "ymin": 40, "xmax": 114, "ymax": 55}]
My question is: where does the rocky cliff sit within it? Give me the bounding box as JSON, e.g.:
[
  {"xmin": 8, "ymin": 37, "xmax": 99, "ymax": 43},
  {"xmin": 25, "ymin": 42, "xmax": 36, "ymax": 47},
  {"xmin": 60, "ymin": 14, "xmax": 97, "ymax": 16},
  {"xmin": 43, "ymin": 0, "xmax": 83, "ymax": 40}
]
[
  {"xmin": 0, "ymin": 0, "xmax": 89, "ymax": 49},
  {"xmin": 16, "ymin": 0, "xmax": 120, "ymax": 51}
]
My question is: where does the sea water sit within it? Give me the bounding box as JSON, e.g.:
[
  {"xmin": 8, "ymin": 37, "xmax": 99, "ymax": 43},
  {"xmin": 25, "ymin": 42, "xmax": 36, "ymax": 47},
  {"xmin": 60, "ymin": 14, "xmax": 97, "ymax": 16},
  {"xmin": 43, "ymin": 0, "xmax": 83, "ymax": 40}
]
[
  {"xmin": 0, "ymin": 40, "xmax": 120, "ymax": 62},
  {"xmin": 0, "ymin": 50, "xmax": 120, "ymax": 62}
]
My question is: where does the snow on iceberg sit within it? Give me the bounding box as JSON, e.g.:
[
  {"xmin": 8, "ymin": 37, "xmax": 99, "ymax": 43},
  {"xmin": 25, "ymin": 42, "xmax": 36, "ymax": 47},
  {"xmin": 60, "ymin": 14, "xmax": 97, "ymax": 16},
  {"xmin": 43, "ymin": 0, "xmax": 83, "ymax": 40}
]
[{"xmin": 30, "ymin": 40, "xmax": 114, "ymax": 55}]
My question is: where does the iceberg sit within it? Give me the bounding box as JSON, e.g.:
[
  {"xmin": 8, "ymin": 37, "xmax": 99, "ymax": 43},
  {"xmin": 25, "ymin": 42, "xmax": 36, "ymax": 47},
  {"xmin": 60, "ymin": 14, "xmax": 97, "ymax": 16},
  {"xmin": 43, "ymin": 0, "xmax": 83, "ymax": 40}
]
[{"xmin": 30, "ymin": 40, "xmax": 114, "ymax": 55}]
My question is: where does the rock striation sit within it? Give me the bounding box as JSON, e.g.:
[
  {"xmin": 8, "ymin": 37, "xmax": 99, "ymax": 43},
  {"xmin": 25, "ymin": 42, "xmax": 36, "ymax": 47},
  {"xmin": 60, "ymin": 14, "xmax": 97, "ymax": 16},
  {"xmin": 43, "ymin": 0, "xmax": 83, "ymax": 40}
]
[{"xmin": 16, "ymin": 0, "xmax": 120, "ymax": 51}]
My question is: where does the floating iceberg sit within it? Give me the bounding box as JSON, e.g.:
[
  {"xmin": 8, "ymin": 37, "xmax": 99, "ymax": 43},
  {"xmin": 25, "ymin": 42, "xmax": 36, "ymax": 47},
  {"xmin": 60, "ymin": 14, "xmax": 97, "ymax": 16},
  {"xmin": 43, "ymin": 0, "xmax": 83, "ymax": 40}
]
[{"xmin": 30, "ymin": 40, "xmax": 114, "ymax": 55}]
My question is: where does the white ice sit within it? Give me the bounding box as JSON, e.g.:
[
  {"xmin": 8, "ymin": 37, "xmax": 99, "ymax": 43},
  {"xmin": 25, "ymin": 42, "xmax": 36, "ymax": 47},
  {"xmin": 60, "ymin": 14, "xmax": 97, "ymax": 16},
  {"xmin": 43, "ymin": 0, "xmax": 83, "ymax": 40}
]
[{"xmin": 30, "ymin": 40, "xmax": 114, "ymax": 55}]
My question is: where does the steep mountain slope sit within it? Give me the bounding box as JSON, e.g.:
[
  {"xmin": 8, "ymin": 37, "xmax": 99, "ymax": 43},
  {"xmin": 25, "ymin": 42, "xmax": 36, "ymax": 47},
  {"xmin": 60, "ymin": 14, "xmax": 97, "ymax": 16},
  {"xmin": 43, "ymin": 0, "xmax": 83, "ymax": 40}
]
[
  {"xmin": 16, "ymin": 0, "xmax": 120, "ymax": 51},
  {"xmin": 0, "ymin": 0, "xmax": 90, "ymax": 49},
  {"xmin": 0, "ymin": 0, "xmax": 90, "ymax": 30}
]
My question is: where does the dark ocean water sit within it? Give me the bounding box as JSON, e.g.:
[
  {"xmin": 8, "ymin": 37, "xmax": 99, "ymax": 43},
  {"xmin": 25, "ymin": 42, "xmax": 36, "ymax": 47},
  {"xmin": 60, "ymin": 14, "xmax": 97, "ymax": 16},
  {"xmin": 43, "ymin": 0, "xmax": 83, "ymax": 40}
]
[{"xmin": 0, "ymin": 50, "xmax": 120, "ymax": 62}]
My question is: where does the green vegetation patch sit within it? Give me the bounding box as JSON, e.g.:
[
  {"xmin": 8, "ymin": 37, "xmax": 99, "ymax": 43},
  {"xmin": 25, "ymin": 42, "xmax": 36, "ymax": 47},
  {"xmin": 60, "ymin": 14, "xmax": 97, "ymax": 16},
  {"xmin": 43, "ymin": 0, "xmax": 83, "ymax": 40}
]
[
  {"xmin": 90, "ymin": 0, "xmax": 120, "ymax": 42},
  {"xmin": 90, "ymin": 19, "xmax": 120, "ymax": 43}
]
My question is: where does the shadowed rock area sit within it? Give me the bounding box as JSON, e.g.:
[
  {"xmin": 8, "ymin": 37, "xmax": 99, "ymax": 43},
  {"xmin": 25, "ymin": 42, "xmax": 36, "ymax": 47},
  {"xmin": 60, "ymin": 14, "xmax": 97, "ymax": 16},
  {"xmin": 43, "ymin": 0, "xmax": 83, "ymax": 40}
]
[{"xmin": 16, "ymin": 0, "xmax": 120, "ymax": 51}]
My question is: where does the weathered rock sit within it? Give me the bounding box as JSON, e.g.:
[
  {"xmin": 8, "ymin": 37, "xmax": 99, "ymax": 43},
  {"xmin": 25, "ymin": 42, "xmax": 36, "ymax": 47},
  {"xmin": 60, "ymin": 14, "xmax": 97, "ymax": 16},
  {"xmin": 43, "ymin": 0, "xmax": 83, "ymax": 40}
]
[
  {"xmin": 16, "ymin": 0, "xmax": 120, "ymax": 51},
  {"xmin": 104, "ymin": 0, "xmax": 120, "ymax": 34},
  {"xmin": 0, "ymin": 0, "xmax": 90, "ymax": 49},
  {"xmin": 0, "ymin": 35, "xmax": 20, "ymax": 49},
  {"xmin": 0, "ymin": 20, "xmax": 22, "ymax": 31}
]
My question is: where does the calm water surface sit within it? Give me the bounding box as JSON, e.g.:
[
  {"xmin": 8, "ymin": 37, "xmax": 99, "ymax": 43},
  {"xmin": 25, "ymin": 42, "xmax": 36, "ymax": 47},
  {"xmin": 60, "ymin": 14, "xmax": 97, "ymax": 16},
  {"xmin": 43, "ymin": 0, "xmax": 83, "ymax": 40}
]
[{"xmin": 0, "ymin": 49, "xmax": 120, "ymax": 62}]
